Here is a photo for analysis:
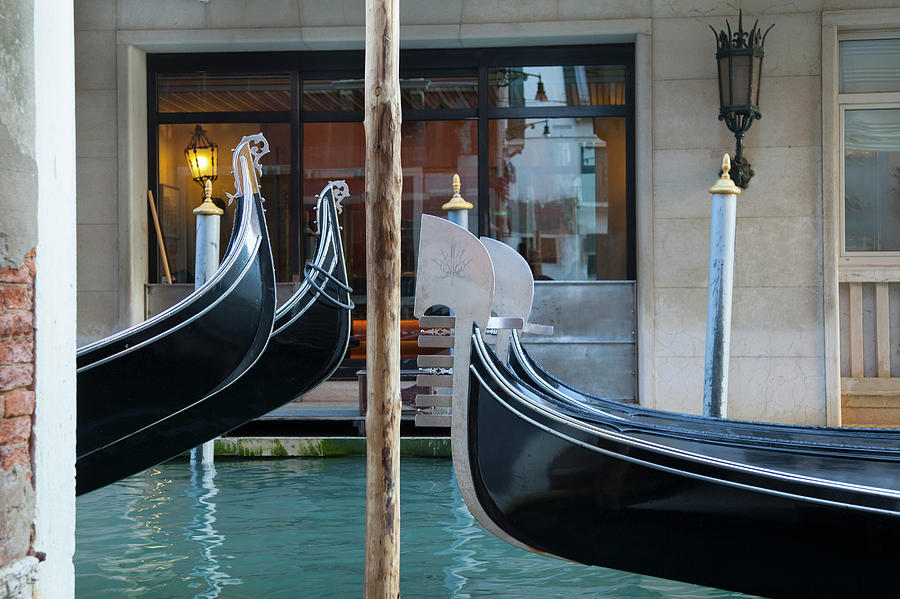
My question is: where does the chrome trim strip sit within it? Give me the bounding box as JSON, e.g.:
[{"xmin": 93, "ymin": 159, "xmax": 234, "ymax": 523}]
[
  {"xmin": 77, "ymin": 234, "xmax": 263, "ymax": 374},
  {"xmin": 77, "ymin": 188, "xmax": 254, "ymax": 358}
]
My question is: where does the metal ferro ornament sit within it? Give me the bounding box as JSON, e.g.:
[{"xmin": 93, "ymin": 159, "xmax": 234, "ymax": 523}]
[{"xmin": 711, "ymin": 11, "xmax": 773, "ymax": 188}]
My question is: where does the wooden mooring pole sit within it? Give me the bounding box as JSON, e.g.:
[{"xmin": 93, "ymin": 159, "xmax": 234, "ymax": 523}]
[{"xmin": 363, "ymin": 0, "xmax": 402, "ymax": 596}]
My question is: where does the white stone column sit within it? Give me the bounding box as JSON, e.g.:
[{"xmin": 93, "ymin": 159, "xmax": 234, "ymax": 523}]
[
  {"xmin": 192, "ymin": 180, "xmax": 222, "ymax": 464},
  {"xmin": 33, "ymin": 0, "xmax": 77, "ymax": 596},
  {"xmin": 702, "ymin": 155, "xmax": 741, "ymax": 418}
]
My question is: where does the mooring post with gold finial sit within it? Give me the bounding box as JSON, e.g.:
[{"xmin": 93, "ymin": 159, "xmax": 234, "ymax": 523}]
[
  {"xmin": 192, "ymin": 178, "xmax": 224, "ymax": 464},
  {"xmin": 703, "ymin": 154, "xmax": 741, "ymax": 418},
  {"xmin": 443, "ymin": 173, "xmax": 473, "ymax": 229}
]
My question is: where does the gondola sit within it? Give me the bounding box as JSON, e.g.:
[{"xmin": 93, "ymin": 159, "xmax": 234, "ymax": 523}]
[
  {"xmin": 508, "ymin": 329, "xmax": 900, "ymax": 453},
  {"xmin": 76, "ymin": 134, "xmax": 277, "ymax": 494},
  {"xmin": 76, "ymin": 179, "xmax": 354, "ymax": 495},
  {"xmin": 481, "ymin": 236, "xmax": 900, "ymax": 454},
  {"xmin": 414, "ymin": 215, "xmax": 900, "ymax": 598}
]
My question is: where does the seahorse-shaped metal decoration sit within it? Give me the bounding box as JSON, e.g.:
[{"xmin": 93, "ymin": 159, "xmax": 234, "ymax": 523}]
[{"xmin": 226, "ymin": 133, "xmax": 271, "ymax": 204}]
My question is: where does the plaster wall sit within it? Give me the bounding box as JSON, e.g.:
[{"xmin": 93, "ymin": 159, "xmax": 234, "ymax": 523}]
[{"xmin": 73, "ymin": 0, "xmax": 870, "ymax": 424}]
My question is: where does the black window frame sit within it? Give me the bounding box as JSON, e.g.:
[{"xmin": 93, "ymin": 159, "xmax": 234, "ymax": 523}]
[{"xmin": 146, "ymin": 44, "xmax": 636, "ymax": 282}]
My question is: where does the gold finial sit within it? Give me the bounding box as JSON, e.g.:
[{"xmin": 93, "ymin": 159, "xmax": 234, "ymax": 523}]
[
  {"xmin": 194, "ymin": 179, "xmax": 225, "ymax": 215},
  {"xmin": 442, "ymin": 173, "xmax": 474, "ymax": 211},
  {"xmin": 709, "ymin": 154, "xmax": 742, "ymax": 196}
]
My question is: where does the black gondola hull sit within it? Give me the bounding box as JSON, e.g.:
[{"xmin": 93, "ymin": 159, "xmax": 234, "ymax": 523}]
[
  {"xmin": 75, "ymin": 187, "xmax": 276, "ymax": 494},
  {"xmin": 465, "ymin": 335, "xmax": 900, "ymax": 598},
  {"xmin": 76, "ymin": 186, "xmax": 352, "ymax": 494},
  {"xmin": 508, "ymin": 332, "xmax": 900, "ymax": 453}
]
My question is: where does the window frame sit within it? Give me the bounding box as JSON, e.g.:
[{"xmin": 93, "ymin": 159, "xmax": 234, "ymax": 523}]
[{"xmin": 838, "ymin": 31, "xmax": 900, "ymax": 267}]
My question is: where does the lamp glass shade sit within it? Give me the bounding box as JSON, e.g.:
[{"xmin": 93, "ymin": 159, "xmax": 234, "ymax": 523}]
[
  {"xmin": 717, "ymin": 56, "xmax": 730, "ymax": 107},
  {"xmin": 730, "ymin": 54, "xmax": 752, "ymax": 107},
  {"xmin": 751, "ymin": 53, "xmax": 763, "ymax": 106},
  {"xmin": 184, "ymin": 125, "xmax": 218, "ymax": 185},
  {"xmin": 186, "ymin": 144, "xmax": 217, "ymax": 184}
]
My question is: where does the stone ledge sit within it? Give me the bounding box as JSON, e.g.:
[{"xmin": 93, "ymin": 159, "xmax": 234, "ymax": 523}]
[
  {"xmin": 207, "ymin": 437, "xmax": 450, "ymax": 458},
  {"xmin": 0, "ymin": 556, "xmax": 38, "ymax": 599}
]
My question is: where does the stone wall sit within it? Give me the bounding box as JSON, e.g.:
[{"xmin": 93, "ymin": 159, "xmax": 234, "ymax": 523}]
[
  {"xmin": 75, "ymin": 0, "xmax": 119, "ymax": 346},
  {"xmin": 0, "ymin": 0, "xmax": 38, "ymax": 594},
  {"xmin": 650, "ymin": 5, "xmax": 826, "ymax": 423},
  {"xmin": 73, "ymin": 0, "xmax": 899, "ymax": 425},
  {"xmin": 0, "ymin": 252, "xmax": 36, "ymax": 572},
  {"xmin": 0, "ymin": 253, "xmax": 38, "ymax": 599}
]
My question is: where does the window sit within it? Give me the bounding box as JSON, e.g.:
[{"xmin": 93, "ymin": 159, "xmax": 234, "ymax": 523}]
[
  {"xmin": 148, "ymin": 46, "xmax": 634, "ymax": 370},
  {"xmin": 839, "ymin": 36, "xmax": 900, "ymax": 261}
]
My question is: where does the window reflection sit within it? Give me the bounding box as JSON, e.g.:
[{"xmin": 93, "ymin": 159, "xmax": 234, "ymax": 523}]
[
  {"xmin": 844, "ymin": 109, "xmax": 900, "ymax": 252},
  {"xmin": 156, "ymin": 123, "xmax": 292, "ymax": 283},
  {"xmin": 303, "ymin": 120, "xmax": 477, "ymax": 359},
  {"xmin": 839, "ymin": 39, "xmax": 900, "ymax": 94},
  {"xmin": 488, "ymin": 65, "xmax": 625, "ymax": 108},
  {"xmin": 489, "ymin": 116, "xmax": 627, "ymax": 280}
]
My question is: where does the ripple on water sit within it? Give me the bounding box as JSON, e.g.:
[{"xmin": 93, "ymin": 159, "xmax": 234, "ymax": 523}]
[{"xmin": 76, "ymin": 457, "xmax": 756, "ymax": 599}]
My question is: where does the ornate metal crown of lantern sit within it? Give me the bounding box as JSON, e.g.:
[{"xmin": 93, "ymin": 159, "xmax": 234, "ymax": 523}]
[{"xmin": 710, "ymin": 12, "xmax": 773, "ymax": 189}]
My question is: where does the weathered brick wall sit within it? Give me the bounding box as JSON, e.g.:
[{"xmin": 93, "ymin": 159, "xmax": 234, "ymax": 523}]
[{"xmin": 0, "ymin": 249, "xmax": 35, "ymax": 568}]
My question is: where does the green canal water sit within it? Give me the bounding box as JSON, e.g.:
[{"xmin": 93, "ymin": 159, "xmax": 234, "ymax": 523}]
[{"xmin": 76, "ymin": 457, "xmax": 754, "ymax": 598}]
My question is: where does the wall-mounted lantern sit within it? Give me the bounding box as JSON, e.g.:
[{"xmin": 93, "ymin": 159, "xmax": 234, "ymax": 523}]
[{"xmin": 711, "ymin": 11, "xmax": 773, "ymax": 189}]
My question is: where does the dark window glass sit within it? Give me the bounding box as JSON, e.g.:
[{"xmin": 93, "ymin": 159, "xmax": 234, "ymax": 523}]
[
  {"xmin": 303, "ymin": 76, "xmax": 477, "ymax": 111},
  {"xmin": 157, "ymin": 73, "xmax": 291, "ymax": 113}
]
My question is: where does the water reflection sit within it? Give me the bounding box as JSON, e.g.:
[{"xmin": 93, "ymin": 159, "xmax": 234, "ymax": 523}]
[
  {"xmin": 77, "ymin": 458, "xmax": 754, "ymax": 598},
  {"xmin": 439, "ymin": 470, "xmax": 485, "ymax": 597},
  {"xmin": 87, "ymin": 467, "xmax": 188, "ymax": 596},
  {"xmin": 183, "ymin": 458, "xmax": 240, "ymax": 598}
]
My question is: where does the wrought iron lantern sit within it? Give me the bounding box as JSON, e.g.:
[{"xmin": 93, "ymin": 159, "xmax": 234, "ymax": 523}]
[
  {"xmin": 711, "ymin": 12, "xmax": 773, "ymax": 188},
  {"xmin": 184, "ymin": 124, "xmax": 218, "ymax": 186}
]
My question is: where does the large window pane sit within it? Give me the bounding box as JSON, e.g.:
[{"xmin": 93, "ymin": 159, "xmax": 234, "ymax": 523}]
[
  {"xmin": 488, "ymin": 65, "xmax": 625, "ymax": 108},
  {"xmin": 844, "ymin": 109, "xmax": 900, "ymax": 252},
  {"xmin": 157, "ymin": 73, "xmax": 291, "ymax": 112},
  {"xmin": 839, "ymin": 39, "xmax": 900, "ymax": 94},
  {"xmin": 303, "ymin": 76, "xmax": 477, "ymax": 111},
  {"xmin": 156, "ymin": 122, "xmax": 292, "ymax": 282},
  {"xmin": 489, "ymin": 116, "xmax": 627, "ymax": 280},
  {"xmin": 303, "ymin": 120, "xmax": 477, "ymax": 359}
]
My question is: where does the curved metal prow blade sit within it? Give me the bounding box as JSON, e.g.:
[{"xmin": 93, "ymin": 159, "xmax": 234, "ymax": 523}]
[{"xmin": 479, "ymin": 237, "xmax": 552, "ymax": 362}]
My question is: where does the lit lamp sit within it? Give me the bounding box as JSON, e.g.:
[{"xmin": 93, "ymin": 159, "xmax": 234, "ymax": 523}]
[
  {"xmin": 711, "ymin": 12, "xmax": 773, "ymax": 189},
  {"xmin": 184, "ymin": 124, "xmax": 221, "ymax": 215}
]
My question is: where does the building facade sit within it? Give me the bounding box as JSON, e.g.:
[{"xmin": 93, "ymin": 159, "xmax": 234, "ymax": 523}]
[{"xmin": 74, "ymin": 0, "xmax": 900, "ymax": 428}]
